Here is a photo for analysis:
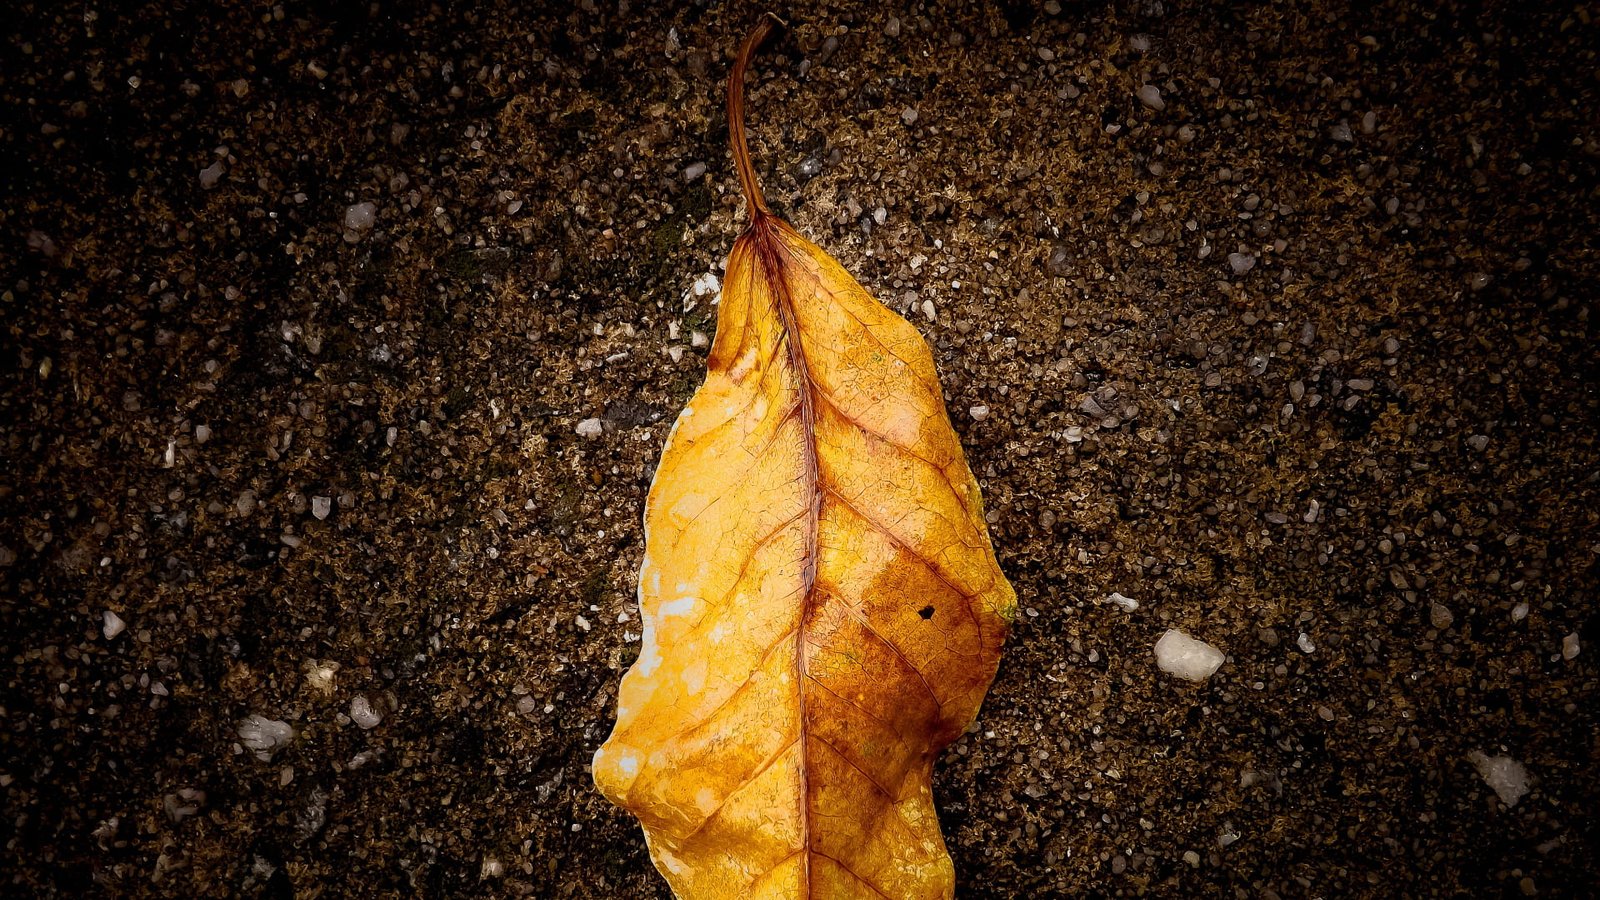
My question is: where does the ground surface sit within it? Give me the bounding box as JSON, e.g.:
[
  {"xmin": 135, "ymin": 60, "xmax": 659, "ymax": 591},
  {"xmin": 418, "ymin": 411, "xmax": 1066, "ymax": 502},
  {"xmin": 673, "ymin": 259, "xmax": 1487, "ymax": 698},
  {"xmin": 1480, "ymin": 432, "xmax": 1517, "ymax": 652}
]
[{"xmin": 2, "ymin": 1, "xmax": 1597, "ymax": 897}]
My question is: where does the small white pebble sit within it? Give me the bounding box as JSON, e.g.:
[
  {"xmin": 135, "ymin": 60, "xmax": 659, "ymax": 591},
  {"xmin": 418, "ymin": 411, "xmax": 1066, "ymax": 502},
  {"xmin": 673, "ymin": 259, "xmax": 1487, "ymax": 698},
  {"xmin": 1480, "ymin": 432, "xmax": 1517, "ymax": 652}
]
[
  {"xmin": 969, "ymin": 404, "xmax": 990, "ymax": 421},
  {"xmin": 1137, "ymin": 84, "xmax": 1165, "ymax": 111},
  {"xmin": 1563, "ymin": 632, "xmax": 1581, "ymax": 660},
  {"xmin": 575, "ymin": 615, "xmax": 592, "ymax": 632},
  {"xmin": 575, "ymin": 418, "xmax": 604, "ymax": 438},
  {"xmin": 1468, "ymin": 751, "xmax": 1530, "ymax": 807},
  {"xmin": 311, "ymin": 496, "xmax": 332, "ymax": 520},
  {"xmin": 1467, "ymin": 434, "xmax": 1490, "ymax": 452},
  {"xmin": 921, "ymin": 299, "xmax": 937, "ymax": 322},
  {"xmin": 343, "ymin": 202, "xmax": 377, "ymax": 232},
  {"xmin": 901, "ymin": 106, "xmax": 919, "ymax": 125},
  {"xmin": 349, "ymin": 695, "xmax": 382, "ymax": 730},
  {"xmin": 1105, "ymin": 592, "xmax": 1139, "ymax": 612},
  {"xmin": 194, "ymin": 424, "xmax": 212, "ymax": 443},
  {"xmin": 103, "ymin": 610, "xmax": 127, "ymax": 640},
  {"xmin": 1297, "ymin": 632, "xmax": 1316, "ymax": 653},
  {"xmin": 690, "ymin": 331, "xmax": 708, "ymax": 348},
  {"xmin": 681, "ymin": 161, "xmax": 707, "ymax": 181},
  {"xmin": 163, "ymin": 788, "xmax": 205, "ymax": 822},
  {"xmin": 237, "ymin": 715, "xmax": 294, "ymax": 759},
  {"xmin": 1511, "ymin": 602, "xmax": 1529, "ymax": 622},
  {"xmin": 1183, "ymin": 850, "xmax": 1201, "ymax": 867},
  {"xmin": 690, "ymin": 271, "xmax": 720, "ymax": 298},
  {"xmin": 1154, "ymin": 629, "xmax": 1225, "ymax": 681}
]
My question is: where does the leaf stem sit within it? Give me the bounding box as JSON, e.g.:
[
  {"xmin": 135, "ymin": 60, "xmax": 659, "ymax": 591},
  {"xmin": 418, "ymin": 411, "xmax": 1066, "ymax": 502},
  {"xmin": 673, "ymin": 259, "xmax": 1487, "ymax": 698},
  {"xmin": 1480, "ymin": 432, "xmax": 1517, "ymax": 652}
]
[{"xmin": 728, "ymin": 15, "xmax": 779, "ymax": 220}]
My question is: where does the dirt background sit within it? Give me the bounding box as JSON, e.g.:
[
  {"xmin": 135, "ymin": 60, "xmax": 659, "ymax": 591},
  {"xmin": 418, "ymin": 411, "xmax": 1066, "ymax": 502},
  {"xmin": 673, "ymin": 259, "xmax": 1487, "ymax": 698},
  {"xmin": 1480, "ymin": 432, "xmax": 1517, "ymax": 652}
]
[{"xmin": 3, "ymin": 1, "xmax": 1597, "ymax": 897}]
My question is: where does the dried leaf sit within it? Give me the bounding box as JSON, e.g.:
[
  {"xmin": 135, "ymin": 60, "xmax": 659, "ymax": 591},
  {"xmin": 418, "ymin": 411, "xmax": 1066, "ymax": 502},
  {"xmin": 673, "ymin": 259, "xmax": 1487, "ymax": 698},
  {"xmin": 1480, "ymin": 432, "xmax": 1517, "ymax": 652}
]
[{"xmin": 594, "ymin": 19, "xmax": 1016, "ymax": 899}]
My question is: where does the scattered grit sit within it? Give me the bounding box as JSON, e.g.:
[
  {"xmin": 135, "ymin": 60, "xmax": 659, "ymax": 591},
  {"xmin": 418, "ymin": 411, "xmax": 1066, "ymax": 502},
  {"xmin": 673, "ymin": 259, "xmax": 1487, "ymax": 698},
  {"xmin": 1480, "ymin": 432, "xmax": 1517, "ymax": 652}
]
[{"xmin": 2, "ymin": 1, "xmax": 1596, "ymax": 897}]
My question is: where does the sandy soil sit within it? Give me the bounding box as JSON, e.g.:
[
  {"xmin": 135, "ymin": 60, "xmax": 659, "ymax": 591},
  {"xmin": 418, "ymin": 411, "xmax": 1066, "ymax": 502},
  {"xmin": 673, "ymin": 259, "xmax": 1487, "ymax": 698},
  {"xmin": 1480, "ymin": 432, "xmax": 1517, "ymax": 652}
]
[{"xmin": 2, "ymin": 1, "xmax": 1596, "ymax": 897}]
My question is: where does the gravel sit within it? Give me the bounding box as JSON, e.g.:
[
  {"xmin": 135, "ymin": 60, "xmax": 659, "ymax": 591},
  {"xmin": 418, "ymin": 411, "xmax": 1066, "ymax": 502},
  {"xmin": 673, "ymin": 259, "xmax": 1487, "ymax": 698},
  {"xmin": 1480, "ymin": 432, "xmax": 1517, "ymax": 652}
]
[{"xmin": 3, "ymin": 2, "xmax": 1595, "ymax": 897}]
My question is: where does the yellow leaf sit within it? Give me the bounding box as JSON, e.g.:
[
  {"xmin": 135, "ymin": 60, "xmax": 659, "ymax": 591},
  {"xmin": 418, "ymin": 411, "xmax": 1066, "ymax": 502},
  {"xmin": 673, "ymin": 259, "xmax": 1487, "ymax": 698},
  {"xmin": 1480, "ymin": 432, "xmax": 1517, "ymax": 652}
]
[{"xmin": 594, "ymin": 18, "xmax": 1016, "ymax": 899}]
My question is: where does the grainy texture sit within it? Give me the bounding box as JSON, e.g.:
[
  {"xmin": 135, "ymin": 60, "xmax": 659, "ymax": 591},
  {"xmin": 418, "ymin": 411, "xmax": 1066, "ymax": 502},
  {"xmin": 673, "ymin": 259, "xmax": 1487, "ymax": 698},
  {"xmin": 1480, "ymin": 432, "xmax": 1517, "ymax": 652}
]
[{"xmin": 1, "ymin": 1, "xmax": 1596, "ymax": 898}]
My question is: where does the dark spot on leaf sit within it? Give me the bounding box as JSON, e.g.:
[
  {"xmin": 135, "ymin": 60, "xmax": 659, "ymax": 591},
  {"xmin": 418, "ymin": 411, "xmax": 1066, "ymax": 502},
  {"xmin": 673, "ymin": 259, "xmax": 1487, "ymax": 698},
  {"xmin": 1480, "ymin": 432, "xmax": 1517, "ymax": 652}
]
[{"xmin": 919, "ymin": 605, "xmax": 935, "ymax": 620}]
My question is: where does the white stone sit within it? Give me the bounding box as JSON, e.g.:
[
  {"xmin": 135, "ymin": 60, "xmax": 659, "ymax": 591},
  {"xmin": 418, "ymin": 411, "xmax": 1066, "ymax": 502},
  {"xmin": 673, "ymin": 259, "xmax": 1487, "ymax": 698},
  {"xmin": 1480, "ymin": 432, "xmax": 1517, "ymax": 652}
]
[
  {"xmin": 1153, "ymin": 629, "xmax": 1224, "ymax": 681},
  {"xmin": 102, "ymin": 610, "xmax": 126, "ymax": 639},
  {"xmin": 575, "ymin": 418, "xmax": 603, "ymax": 438},
  {"xmin": 237, "ymin": 715, "xmax": 294, "ymax": 759},
  {"xmin": 311, "ymin": 496, "xmax": 332, "ymax": 520},
  {"xmin": 163, "ymin": 788, "xmax": 205, "ymax": 822},
  {"xmin": 1105, "ymin": 592, "xmax": 1139, "ymax": 612},
  {"xmin": 199, "ymin": 161, "xmax": 225, "ymax": 189},
  {"xmin": 1468, "ymin": 751, "xmax": 1530, "ymax": 807},
  {"xmin": 1563, "ymin": 632, "xmax": 1581, "ymax": 660},
  {"xmin": 349, "ymin": 695, "xmax": 382, "ymax": 730},
  {"xmin": 343, "ymin": 202, "xmax": 376, "ymax": 232},
  {"xmin": 1138, "ymin": 84, "xmax": 1165, "ymax": 111},
  {"xmin": 969, "ymin": 404, "xmax": 990, "ymax": 421},
  {"xmin": 690, "ymin": 272, "xmax": 720, "ymax": 298}
]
